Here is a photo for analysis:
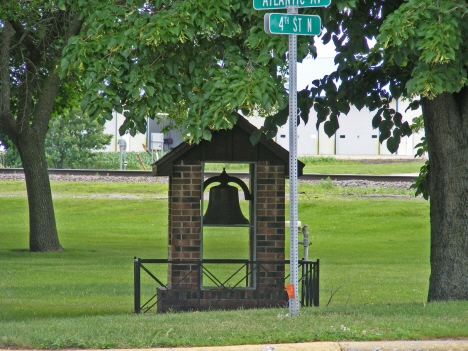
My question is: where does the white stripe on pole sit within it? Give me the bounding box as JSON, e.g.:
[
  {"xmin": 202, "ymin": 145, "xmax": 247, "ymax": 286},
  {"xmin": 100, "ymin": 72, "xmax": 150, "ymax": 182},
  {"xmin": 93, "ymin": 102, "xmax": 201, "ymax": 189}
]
[{"xmin": 288, "ymin": 5, "xmax": 300, "ymax": 316}]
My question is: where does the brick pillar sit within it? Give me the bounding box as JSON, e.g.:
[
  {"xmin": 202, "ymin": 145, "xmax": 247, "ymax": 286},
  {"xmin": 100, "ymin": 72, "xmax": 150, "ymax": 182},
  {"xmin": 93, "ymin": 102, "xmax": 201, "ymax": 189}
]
[
  {"xmin": 168, "ymin": 159, "xmax": 202, "ymax": 289},
  {"xmin": 256, "ymin": 161, "xmax": 286, "ymax": 301}
]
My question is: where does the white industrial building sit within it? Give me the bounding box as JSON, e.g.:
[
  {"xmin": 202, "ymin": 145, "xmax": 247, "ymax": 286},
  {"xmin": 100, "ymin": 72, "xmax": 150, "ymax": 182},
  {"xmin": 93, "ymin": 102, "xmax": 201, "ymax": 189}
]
[
  {"xmin": 273, "ymin": 56, "xmax": 424, "ymax": 156},
  {"xmin": 103, "ymin": 112, "xmax": 184, "ymax": 154},
  {"xmin": 104, "ymin": 102, "xmax": 424, "ymax": 157},
  {"xmin": 275, "ymin": 98, "xmax": 424, "ymax": 156},
  {"xmin": 103, "ymin": 56, "xmax": 424, "ymax": 157}
]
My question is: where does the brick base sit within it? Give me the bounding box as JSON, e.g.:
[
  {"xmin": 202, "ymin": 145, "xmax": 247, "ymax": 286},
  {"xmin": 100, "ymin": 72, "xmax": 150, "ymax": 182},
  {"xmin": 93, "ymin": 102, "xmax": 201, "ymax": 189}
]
[{"xmin": 157, "ymin": 287, "xmax": 288, "ymax": 313}]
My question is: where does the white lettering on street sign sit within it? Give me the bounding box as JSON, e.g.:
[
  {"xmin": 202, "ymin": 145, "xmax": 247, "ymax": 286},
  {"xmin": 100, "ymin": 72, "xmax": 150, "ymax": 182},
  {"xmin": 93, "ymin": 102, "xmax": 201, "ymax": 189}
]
[
  {"xmin": 264, "ymin": 13, "xmax": 321, "ymax": 36},
  {"xmin": 253, "ymin": 0, "xmax": 331, "ymax": 10}
]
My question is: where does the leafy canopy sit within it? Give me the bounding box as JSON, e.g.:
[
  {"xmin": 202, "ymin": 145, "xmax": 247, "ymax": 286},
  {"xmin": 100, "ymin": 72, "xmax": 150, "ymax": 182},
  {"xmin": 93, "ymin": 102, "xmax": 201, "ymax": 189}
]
[
  {"xmin": 61, "ymin": 0, "xmax": 316, "ymax": 143},
  {"xmin": 45, "ymin": 110, "xmax": 113, "ymax": 169},
  {"xmin": 379, "ymin": 0, "xmax": 468, "ymax": 98},
  {"xmin": 294, "ymin": 0, "xmax": 468, "ymax": 154}
]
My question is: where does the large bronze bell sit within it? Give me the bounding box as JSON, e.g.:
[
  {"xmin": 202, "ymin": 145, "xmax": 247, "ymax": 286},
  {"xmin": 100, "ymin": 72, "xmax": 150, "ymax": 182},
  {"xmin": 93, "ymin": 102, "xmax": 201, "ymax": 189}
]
[{"xmin": 203, "ymin": 169, "xmax": 252, "ymax": 225}]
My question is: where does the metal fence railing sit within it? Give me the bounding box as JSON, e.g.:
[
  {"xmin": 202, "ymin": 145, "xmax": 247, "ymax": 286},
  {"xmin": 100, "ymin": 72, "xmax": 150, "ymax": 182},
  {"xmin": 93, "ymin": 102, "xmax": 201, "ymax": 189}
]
[{"xmin": 134, "ymin": 258, "xmax": 319, "ymax": 313}]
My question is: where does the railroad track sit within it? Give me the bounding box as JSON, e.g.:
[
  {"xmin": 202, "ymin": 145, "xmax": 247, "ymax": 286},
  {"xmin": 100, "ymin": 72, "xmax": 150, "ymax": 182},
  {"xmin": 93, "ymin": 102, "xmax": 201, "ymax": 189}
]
[{"xmin": 0, "ymin": 168, "xmax": 417, "ymax": 182}]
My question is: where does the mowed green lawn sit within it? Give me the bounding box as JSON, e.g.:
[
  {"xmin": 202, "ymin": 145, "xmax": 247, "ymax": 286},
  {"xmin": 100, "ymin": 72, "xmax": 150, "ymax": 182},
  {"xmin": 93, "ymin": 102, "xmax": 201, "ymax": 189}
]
[
  {"xmin": 1, "ymin": 180, "xmax": 466, "ymax": 348},
  {"xmin": 1, "ymin": 180, "xmax": 430, "ymax": 316}
]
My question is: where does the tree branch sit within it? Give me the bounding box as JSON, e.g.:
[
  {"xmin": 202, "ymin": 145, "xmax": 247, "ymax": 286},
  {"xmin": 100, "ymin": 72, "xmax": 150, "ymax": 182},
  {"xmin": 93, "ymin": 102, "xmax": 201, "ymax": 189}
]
[
  {"xmin": 32, "ymin": 12, "xmax": 85, "ymax": 137},
  {"xmin": 36, "ymin": 9, "xmax": 70, "ymax": 58},
  {"xmin": 10, "ymin": 17, "xmax": 55, "ymax": 51},
  {"xmin": 10, "ymin": 19, "xmax": 41, "ymax": 60}
]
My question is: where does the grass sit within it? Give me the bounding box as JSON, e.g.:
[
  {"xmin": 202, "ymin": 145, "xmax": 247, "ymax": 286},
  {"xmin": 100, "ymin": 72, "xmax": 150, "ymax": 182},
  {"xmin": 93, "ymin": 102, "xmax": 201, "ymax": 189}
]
[
  {"xmin": 1, "ymin": 302, "xmax": 467, "ymax": 349},
  {"xmin": 1, "ymin": 179, "xmax": 465, "ymax": 349},
  {"xmin": 0, "ymin": 180, "xmax": 168, "ymax": 198},
  {"xmin": 302, "ymin": 161, "xmax": 424, "ymax": 175}
]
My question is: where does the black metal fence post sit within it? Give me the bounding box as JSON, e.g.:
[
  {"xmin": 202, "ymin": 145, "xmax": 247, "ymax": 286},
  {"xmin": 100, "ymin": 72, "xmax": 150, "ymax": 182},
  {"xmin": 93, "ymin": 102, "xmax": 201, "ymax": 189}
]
[
  {"xmin": 134, "ymin": 257, "xmax": 141, "ymax": 314},
  {"xmin": 256, "ymin": 263, "xmax": 260, "ymax": 308},
  {"xmin": 314, "ymin": 259, "xmax": 320, "ymax": 307},
  {"xmin": 301, "ymin": 262, "xmax": 305, "ymax": 306},
  {"xmin": 197, "ymin": 261, "xmax": 201, "ymax": 309}
]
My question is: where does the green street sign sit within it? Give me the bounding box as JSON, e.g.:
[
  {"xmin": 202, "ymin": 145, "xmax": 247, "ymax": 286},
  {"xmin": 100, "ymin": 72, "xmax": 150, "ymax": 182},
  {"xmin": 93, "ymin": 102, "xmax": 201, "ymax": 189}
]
[
  {"xmin": 254, "ymin": 0, "xmax": 331, "ymax": 10},
  {"xmin": 264, "ymin": 13, "xmax": 321, "ymax": 36}
]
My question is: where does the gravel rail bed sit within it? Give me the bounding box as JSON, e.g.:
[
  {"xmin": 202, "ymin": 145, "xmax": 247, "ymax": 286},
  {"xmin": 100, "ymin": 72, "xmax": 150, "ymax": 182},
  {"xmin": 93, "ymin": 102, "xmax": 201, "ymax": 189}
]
[{"xmin": 0, "ymin": 173, "xmax": 414, "ymax": 190}]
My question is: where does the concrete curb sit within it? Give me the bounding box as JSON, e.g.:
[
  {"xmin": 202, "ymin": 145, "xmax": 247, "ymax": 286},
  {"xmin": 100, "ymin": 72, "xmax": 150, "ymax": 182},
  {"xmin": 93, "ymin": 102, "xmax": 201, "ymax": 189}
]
[{"xmin": 69, "ymin": 339, "xmax": 468, "ymax": 351}]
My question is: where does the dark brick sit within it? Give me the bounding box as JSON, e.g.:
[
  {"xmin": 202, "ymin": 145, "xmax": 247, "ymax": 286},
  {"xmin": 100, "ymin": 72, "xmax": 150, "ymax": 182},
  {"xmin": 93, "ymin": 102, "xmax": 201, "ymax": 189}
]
[
  {"xmin": 267, "ymin": 234, "xmax": 285, "ymax": 241},
  {"xmin": 267, "ymin": 222, "xmax": 284, "ymax": 228},
  {"xmin": 185, "ymin": 246, "xmax": 200, "ymax": 252},
  {"xmin": 173, "ymin": 178, "xmax": 191, "ymax": 185},
  {"xmin": 182, "ymin": 197, "xmax": 200, "ymax": 203},
  {"xmin": 258, "ymin": 216, "xmax": 275, "ymax": 222},
  {"xmin": 257, "ymin": 240, "xmax": 275, "ymax": 247},
  {"xmin": 258, "ymin": 179, "xmax": 276, "ymax": 184},
  {"xmin": 174, "ymin": 166, "xmax": 192, "ymax": 172},
  {"xmin": 266, "ymin": 247, "xmax": 284, "ymax": 253}
]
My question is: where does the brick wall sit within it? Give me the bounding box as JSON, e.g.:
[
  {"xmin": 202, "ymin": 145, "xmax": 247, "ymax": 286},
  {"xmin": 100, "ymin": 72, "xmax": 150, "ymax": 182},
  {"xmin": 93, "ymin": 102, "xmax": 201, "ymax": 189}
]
[
  {"xmin": 167, "ymin": 159, "xmax": 202, "ymax": 288},
  {"xmin": 159, "ymin": 159, "xmax": 287, "ymax": 312},
  {"xmin": 256, "ymin": 160, "xmax": 286, "ymax": 299}
]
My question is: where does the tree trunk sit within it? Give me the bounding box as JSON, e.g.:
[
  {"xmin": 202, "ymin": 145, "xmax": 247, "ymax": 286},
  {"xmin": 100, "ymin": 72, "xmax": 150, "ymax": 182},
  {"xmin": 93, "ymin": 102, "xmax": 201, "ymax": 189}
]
[
  {"xmin": 422, "ymin": 90, "xmax": 468, "ymax": 301},
  {"xmin": 1, "ymin": 12, "xmax": 84, "ymax": 253},
  {"xmin": 17, "ymin": 134, "xmax": 63, "ymax": 252}
]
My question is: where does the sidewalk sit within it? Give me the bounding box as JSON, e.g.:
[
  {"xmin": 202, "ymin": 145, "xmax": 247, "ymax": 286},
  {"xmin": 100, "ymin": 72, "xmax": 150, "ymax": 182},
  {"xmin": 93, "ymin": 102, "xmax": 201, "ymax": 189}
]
[{"xmin": 78, "ymin": 339, "xmax": 468, "ymax": 351}]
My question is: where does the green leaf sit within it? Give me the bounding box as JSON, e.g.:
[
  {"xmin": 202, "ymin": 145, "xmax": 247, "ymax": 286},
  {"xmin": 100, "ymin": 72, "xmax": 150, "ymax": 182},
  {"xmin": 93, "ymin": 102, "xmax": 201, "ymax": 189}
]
[
  {"xmin": 202, "ymin": 129, "xmax": 212, "ymax": 141},
  {"xmin": 386, "ymin": 137, "xmax": 399, "ymax": 154},
  {"xmin": 68, "ymin": 36, "xmax": 79, "ymax": 45},
  {"xmin": 189, "ymin": 61, "xmax": 196, "ymax": 74},
  {"xmin": 372, "ymin": 113, "xmax": 382, "ymax": 129},
  {"xmin": 250, "ymin": 130, "xmax": 262, "ymax": 145},
  {"xmin": 145, "ymin": 85, "xmax": 155, "ymax": 96},
  {"xmin": 393, "ymin": 112, "xmax": 402, "ymax": 127},
  {"xmin": 324, "ymin": 121, "xmax": 337, "ymax": 137},
  {"xmin": 107, "ymin": 38, "xmax": 118, "ymax": 48},
  {"xmin": 394, "ymin": 51, "xmax": 405, "ymax": 66},
  {"xmin": 57, "ymin": 0, "xmax": 66, "ymax": 11}
]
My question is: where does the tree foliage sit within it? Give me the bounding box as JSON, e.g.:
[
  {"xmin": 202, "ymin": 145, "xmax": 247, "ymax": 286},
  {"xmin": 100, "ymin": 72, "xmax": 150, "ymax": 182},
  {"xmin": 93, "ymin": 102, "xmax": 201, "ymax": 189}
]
[
  {"xmin": 61, "ymin": 0, "xmax": 317, "ymax": 142},
  {"xmin": 380, "ymin": 0, "xmax": 468, "ymax": 98},
  {"xmin": 45, "ymin": 110, "xmax": 113, "ymax": 168}
]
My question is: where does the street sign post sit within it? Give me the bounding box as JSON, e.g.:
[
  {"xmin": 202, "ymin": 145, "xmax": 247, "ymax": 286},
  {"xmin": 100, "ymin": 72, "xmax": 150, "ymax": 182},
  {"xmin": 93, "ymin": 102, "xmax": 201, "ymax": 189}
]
[
  {"xmin": 254, "ymin": 0, "xmax": 329, "ymax": 317},
  {"xmin": 254, "ymin": 0, "xmax": 331, "ymax": 10},
  {"xmin": 264, "ymin": 13, "xmax": 321, "ymax": 36},
  {"xmin": 286, "ymin": 5, "xmax": 300, "ymax": 317}
]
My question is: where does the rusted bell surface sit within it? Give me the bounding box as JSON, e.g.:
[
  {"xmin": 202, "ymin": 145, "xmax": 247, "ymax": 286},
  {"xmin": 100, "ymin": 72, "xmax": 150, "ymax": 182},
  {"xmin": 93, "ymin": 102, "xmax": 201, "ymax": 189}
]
[{"xmin": 203, "ymin": 183, "xmax": 249, "ymax": 225}]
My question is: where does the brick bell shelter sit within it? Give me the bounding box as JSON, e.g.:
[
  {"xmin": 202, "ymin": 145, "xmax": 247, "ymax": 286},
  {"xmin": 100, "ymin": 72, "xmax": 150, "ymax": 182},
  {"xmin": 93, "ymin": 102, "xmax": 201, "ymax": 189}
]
[{"xmin": 144, "ymin": 115, "xmax": 305, "ymax": 312}]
